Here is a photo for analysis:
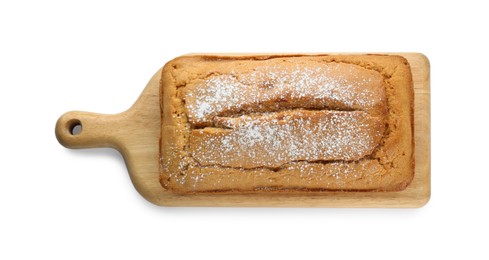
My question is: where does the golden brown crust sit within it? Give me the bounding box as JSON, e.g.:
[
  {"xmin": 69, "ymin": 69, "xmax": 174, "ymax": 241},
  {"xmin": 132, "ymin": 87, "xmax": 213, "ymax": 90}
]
[{"xmin": 160, "ymin": 54, "xmax": 414, "ymax": 193}]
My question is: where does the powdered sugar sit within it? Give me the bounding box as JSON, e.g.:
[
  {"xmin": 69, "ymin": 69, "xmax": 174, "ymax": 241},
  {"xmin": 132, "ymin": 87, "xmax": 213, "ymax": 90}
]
[
  {"xmin": 166, "ymin": 59, "xmax": 388, "ymax": 190},
  {"xmin": 184, "ymin": 62, "xmax": 384, "ymax": 126},
  {"xmin": 190, "ymin": 110, "xmax": 383, "ymax": 168}
]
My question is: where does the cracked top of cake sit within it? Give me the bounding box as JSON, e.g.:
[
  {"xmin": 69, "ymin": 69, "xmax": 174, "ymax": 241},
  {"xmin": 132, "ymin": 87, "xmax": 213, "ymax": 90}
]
[{"xmin": 160, "ymin": 54, "xmax": 414, "ymax": 193}]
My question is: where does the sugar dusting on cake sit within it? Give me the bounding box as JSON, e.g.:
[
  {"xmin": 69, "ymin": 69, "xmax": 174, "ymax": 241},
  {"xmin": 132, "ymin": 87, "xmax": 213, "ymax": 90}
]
[
  {"xmin": 164, "ymin": 61, "xmax": 387, "ymax": 190},
  {"xmin": 184, "ymin": 62, "xmax": 383, "ymax": 126},
  {"xmin": 190, "ymin": 110, "xmax": 383, "ymax": 168}
]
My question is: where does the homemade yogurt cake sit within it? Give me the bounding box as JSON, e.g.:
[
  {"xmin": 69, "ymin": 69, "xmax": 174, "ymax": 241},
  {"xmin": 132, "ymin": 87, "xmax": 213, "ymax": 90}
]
[{"xmin": 160, "ymin": 54, "xmax": 414, "ymax": 193}]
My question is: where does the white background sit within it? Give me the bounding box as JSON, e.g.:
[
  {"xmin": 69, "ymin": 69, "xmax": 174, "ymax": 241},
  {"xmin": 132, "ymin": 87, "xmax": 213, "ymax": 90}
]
[{"xmin": 1, "ymin": 0, "xmax": 487, "ymax": 259}]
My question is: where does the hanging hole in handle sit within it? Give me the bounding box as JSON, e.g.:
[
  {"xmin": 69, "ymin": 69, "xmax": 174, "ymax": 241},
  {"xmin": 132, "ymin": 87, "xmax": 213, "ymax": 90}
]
[{"xmin": 67, "ymin": 119, "xmax": 82, "ymax": 135}]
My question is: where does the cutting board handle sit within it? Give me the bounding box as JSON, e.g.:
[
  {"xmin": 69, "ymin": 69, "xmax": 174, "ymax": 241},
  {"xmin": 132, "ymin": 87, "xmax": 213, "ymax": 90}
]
[{"xmin": 55, "ymin": 111, "xmax": 125, "ymax": 150}]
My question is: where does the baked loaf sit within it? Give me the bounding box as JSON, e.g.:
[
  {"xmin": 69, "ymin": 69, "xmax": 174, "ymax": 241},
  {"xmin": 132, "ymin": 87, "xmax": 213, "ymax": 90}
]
[{"xmin": 160, "ymin": 54, "xmax": 414, "ymax": 193}]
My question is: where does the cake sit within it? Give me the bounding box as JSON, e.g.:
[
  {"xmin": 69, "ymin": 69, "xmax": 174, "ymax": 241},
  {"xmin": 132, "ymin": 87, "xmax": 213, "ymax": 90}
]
[{"xmin": 159, "ymin": 54, "xmax": 414, "ymax": 193}]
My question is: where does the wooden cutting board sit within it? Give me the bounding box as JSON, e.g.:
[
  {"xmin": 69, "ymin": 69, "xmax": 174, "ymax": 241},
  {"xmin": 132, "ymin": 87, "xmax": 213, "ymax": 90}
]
[{"xmin": 55, "ymin": 53, "xmax": 430, "ymax": 207}]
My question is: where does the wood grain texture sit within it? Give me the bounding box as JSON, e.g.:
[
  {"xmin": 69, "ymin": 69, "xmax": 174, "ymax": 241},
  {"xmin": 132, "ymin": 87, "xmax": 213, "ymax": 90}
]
[{"xmin": 55, "ymin": 53, "xmax": 430, "ymax": 207}]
